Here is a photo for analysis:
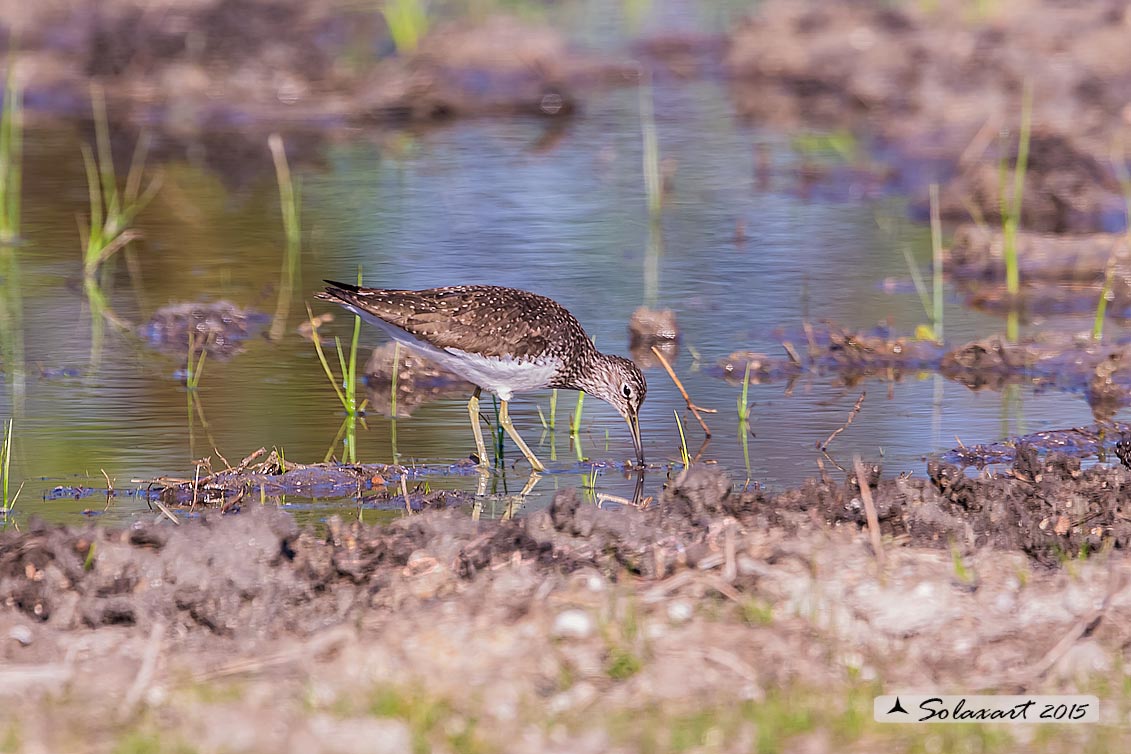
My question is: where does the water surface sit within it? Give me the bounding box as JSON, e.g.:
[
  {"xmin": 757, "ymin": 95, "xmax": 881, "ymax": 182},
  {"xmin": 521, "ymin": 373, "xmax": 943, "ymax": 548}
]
[{"xmin": 0, "ymin": 78, "xmax": 1113, "ymax": 525}]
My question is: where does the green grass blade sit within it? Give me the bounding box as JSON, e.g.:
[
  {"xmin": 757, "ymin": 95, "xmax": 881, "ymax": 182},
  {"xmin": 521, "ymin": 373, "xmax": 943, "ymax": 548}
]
[
  {"xmin": 91, "ymin": 86, "xmax": 122, "ymax": 228},
  {"xmin": 334, "ymin": 336, "xmax": 349, "ymax": 380},
  {"xmin": 900, "ymin": 244, "xmax": 933, "ymax": 323},
  {"xmin": 571, "ymin": 390, "xmax": 584, "ymax": 435},
  {"xmin": 640, "ymin": 80, "xmax": 662, "ymax": 222},
  {"xmin": 348, "ymin": 267, "xmax": 363, "ymax": 412},
  {"xmin": 306, "ymin": 305, "xmax": 349, "ymax": 410},
  {"xmin": 737, "ymin": 361, "xmax": 752, "ymax": 421},
  {"xmin": 1004, "ymin": 81, "xmax": 1033, "ymax": 300},
  {"xmin": 0, "ymin": 67, "xmax": 23, "ymax": 241},
  {"xmin": 81, "ymin": 144, "xmax": 104, "ymax": 266},
  {"xmin": 2, "ymin": 418, "xmax": 13, "ymax": 512},
  {"xmin": 674, "ymin": 410, "xmax": 689, "ymax": 467},
  {"xmin": 268, "ymin": 134, "xmax": 301, "ymax": 341},
  {"xmin": 390, "ymin": 342, "xmax": 400, "ymax": 420},
  {"xmin": 929, "ymin": 182, "xmax": 944, "ymax": 342}
]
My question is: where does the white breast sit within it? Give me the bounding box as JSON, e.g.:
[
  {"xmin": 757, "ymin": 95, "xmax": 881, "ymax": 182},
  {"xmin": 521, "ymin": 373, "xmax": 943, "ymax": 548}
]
[{"xmin": 435, "ymin": 349, "xmax": 558, "ymax": 401}]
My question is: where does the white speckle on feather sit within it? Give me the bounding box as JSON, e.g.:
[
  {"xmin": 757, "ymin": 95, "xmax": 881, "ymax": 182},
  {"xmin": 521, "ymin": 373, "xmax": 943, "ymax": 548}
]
[{"xmin": 345, "ymin": 303, "xmax": 558, "ymax": 401}]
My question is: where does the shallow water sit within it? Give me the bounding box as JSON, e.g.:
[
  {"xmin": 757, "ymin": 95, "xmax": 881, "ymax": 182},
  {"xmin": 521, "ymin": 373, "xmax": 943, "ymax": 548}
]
[{"xmin": 0, "ymin": 77, "xmax": 1117, "ymax": 525}]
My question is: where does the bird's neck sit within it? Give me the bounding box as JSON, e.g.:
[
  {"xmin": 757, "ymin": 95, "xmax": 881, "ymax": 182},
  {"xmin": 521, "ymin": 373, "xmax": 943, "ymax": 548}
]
[{"xmin": 563, "ymin": 348, "xmax": 613, "ymax": 395}]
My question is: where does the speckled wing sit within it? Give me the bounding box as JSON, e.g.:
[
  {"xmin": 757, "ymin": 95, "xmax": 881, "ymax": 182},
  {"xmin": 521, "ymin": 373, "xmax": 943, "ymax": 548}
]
[{"xmin": 316, "ymin": 281, "xmax": 575, "ymax": 361}]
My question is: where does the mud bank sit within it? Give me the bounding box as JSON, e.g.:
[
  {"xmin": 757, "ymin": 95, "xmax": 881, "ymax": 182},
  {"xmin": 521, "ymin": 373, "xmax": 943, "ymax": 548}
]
[
  {"xmin": 725, "ymin": 0, "xmax": 1131, "ymax": 232},
  {"xmin": 2, "ymin": 466, "xmax": 1130, "ymax": 752},
  {"xmin": 2, "ymin": 1, "xmax": 634, "ymax": 131},
  {"xmin": 720, "ymin": 322, "xmax": 1131, "ymax": 420}
]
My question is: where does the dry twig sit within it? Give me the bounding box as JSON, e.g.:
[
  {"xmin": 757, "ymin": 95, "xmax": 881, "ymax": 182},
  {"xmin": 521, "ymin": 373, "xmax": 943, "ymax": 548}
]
[
  {"xmin": 819, "ymin": 391, "xmax": 866, "ymax": 451},
  {"xmin": 152, "ymin": 500, "xmax": 181, "ymax": 525},
  {"xmin": 854, "ymin": 456, "xmax": 885, "ymax": 568},
  {"xmin": 121, "ymin": 620, "xmax": 166, "ymax": 718},
  {"xmin": 650, "ymin": 345, "xmax": 715, "ymax": 437}
]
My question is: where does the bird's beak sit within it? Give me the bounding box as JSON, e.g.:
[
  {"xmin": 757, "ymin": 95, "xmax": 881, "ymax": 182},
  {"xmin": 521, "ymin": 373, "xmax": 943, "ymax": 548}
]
[{"xmin": 626, "ymin": 410, "xmax": 644, "ymax": 467}]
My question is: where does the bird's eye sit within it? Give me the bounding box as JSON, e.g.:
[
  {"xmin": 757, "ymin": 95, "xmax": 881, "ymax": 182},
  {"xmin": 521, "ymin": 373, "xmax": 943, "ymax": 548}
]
[{"xmin": 621, "ymin": 383, "xmax": 633, "ymax": 399}]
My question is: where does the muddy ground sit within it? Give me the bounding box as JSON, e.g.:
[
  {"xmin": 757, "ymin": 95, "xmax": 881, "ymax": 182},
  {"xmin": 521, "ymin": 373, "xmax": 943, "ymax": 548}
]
[{"xmin": 2, "ymin": 464, "xmax": 1131, "ymax": 753}]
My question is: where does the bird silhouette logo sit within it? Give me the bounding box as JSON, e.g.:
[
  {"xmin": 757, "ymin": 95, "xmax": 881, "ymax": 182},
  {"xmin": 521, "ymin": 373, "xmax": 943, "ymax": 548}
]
[{"xmin": 887, "ymin": 697, "xmax": 909, "ymax": 715}]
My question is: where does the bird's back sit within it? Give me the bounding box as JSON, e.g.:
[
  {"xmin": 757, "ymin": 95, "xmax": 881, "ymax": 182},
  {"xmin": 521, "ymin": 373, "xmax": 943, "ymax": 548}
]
[{"xmin": 316, "ymin": 283, "xmax": 592, "ymax": 367}]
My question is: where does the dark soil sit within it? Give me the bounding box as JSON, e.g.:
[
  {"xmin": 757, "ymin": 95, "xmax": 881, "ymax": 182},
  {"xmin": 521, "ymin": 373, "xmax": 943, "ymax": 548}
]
[{"xmin": 2, "ymin": 464, "xmax": 1130, "ymax": 752}]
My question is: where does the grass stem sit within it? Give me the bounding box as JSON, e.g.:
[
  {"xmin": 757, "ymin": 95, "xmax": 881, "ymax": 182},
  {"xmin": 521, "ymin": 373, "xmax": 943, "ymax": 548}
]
[
  {"xmin": 737, "ymin": 362, "xmax": 752, "ymax": 422},
  {"xmin": 674, "ymin": 411, "xmax": 690, "ymax": 468},
  {"xmin": 268, "ymin": 134, "xmax": 302, "ymax": 341},
  {"xmin": 1001, "ymin": 80, "xmax": 1032, "ymax": 341},
  {"xmin": 1097, "ymin": 137, "xmax": 1131, "ymax": 341},
  {"xmin": 81, "ymin": 84, "xmax": 160, "ymax": 279},
  {"xmin": 1, "ymin": 418, "xmax": 12, "ymax": 513},
  {"xmin": 0, "ymin": 65, "xmax": 23, "ymax": 244},
  {"xmin": 390, "ymin": 342, "xmax": 400, "ymax": 461},
  {"xmin": 382, "ymin": 0, "xmax": 430, "ymax": 53},
  {"xmin": 640, "ymin": 79, "xmax": 662, "ymax": 224},
  {"xmin": 930, "ymin": 182, "xmax": 944, "ymax": 343}
]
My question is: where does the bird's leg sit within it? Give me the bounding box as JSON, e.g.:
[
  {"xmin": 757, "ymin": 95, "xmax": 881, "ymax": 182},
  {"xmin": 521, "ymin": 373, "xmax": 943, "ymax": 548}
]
[
  {"xmin": 499, "ymin": 400, "xmax": 546, "ymax": 472},
  {"xmin": 468, "ymin": 387, "xmax": 490, "ymax": 468},
  {"xmin": 519, "ymin": 470, "xmax": 542, "ymax": 498}
]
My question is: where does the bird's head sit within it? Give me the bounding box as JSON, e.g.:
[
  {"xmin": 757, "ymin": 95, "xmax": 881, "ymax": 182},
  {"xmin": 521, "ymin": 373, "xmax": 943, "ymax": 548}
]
[{"xmin": 582, "ymin": 354, "xmax": 647, "ymax": 465}]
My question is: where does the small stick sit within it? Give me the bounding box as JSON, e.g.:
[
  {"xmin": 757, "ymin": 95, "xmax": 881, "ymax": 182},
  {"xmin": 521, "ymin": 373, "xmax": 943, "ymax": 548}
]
[
  {"xmin": 802, "ymin": 321, "xmax": 819, "ymax": 358},
  {"xmin": 121, "ymin": 620, "xmax": 166, "ymax": 719},
  {"xmin": 650, "ymin": 345, "xmax": 715, "ymax": 438},
  {"xmin": 690, "ymin": 436, "xmax": 711, "ymax": 464},
  {"xmin": 781, "ymin": 341, "xmax": 802, "ymax": 365},
  {"xmin": 236, "ymin": 447, "xmax": 267, "ymax": 471},
  {"xmin": 722, "ymin": 523, "xmax": 737, "ymax": 583},
  {"xmin": 854, "ymin": 457, "xmax": 885, "ymax": 568},
  {"xmin": 400, "ymin": 474, "xmax": 412, "ymax": 515},
  {"xmin": 190, "ymin": 462, "xmax": 201, "ymax": 512},
  {"xmin": 819, "ymin": 391, "xmax": 866, "ymax": 451},
  {"xmin": 101, "ymin": 469, "xmax": 115, "ymax": 512},
  {"xmin": 213, "ymin": 447, "xmax": 233, "ymax": 473},
  {"xmin": 595, "ymin": 492, "xmax": 636, "ymax": 507},
  {"xmin": 153, "ymin": 500, "xmax": 181, "ymax": 525},
  {"xmin": 220, "ymin": 486, "xmax": 248, "ymax": 514},
  {"xmin": 819, "ymin": 448, "xmax": 848, "ymax": 474}
]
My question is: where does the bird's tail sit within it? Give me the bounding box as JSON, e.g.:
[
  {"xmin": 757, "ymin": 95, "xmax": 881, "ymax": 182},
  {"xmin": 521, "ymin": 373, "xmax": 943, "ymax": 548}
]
[{"xmin": 320, "ymin": 279, "xmax": 362, "ymax": 294}]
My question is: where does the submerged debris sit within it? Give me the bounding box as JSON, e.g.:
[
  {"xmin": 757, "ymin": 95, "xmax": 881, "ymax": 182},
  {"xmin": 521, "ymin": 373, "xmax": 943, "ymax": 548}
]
[
  {"xmin": 946, "ymin": 224, "xmax": 1131, "ymax": 284},
  {"xmin": 138, "ymin": 301, "xmax": 268, "ymax": 358},
  {"xmin": 717, "ymin": 322, "xmax": 1131, "ymax": 419},
  {"xmin": 628, "ymin": 306, "xmax": 680, "ymax": 367},
  {"xmin": 944, "ymin": 224, "xmax": 1131, "ymax": 317},
  {"xmin": 145, "ymin": 447, "xmax": 479, "ymax": 513}
]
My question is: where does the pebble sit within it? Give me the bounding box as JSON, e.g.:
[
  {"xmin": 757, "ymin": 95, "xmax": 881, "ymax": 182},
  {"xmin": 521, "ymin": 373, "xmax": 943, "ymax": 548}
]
[
  {"xmin": 8, "ymin": 625, "xmax": 33, "ymax": 646},
  {"xmin": 552, "ymin": 609, "xmax": 593, "ymax": 639},
  {"xmin": 667, "ymin": 600, "xmax": 693, "ymax": 624}
]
